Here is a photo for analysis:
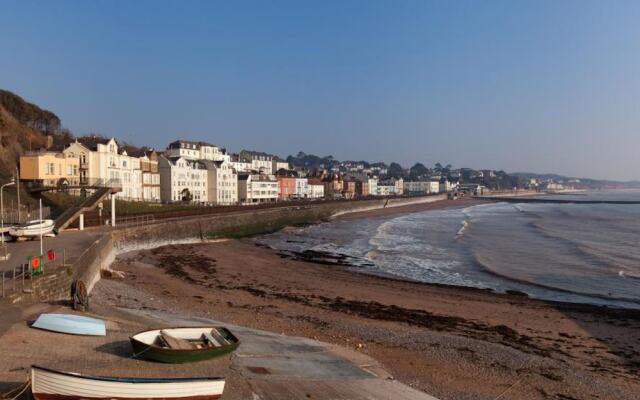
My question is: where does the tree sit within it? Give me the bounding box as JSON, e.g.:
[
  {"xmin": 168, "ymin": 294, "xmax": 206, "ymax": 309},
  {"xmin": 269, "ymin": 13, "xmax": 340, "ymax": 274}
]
[
  {"xmin": 181, "ymin": 188, "xmax": 193, "ymax": 202},
  {"xmin": 387, "ymin": 162, "xmax": 405, "ymax": 178},
  {"xmin": 409, "ymin": 163, "xmax": 429, "ymax": 179}
]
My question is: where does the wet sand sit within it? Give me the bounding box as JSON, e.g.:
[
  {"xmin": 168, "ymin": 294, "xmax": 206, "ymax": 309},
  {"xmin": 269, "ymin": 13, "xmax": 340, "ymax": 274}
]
[{"xmin": 93, "ymin": 199, "xmax": 640, "ymax": 400}]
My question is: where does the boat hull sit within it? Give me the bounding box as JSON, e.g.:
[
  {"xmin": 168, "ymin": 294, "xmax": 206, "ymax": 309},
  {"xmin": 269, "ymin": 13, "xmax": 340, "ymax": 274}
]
[
  {"xmin": 32, "ymin": 314, "xmax": 106, "ymax": 336},
  {"xmin": 130, "ymin": 327, "xmax": 240, "ymax": 364},
  {"xmin": 31, "ymin": 366, "xmax": 225, "ymax": 400}
]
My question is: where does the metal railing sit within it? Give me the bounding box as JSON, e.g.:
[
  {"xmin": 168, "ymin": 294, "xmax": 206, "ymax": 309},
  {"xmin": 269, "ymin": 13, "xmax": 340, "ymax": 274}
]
[
  {"xmin": 116, "ymin": 214, "xmax": 155, "ymax": 227},
  {"xmin": 0, "ymin": 248, "xmax": 67, "ymax": 299}
]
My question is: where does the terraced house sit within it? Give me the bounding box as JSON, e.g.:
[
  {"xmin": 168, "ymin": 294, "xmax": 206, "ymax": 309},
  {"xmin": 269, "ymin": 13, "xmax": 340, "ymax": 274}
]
[
  {"xmin": 158, "ymin": 155, "xmax": 208, "ymax": 203},
  {"xmin": 63, "ymin": 137, "xmax": 160, "ymax": 201}
]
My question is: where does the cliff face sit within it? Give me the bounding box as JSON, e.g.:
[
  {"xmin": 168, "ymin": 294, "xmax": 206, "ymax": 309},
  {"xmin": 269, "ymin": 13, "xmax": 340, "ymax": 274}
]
[{"xmin": 0, "ymin": 90, "xmax": 59, "ymax": 179}]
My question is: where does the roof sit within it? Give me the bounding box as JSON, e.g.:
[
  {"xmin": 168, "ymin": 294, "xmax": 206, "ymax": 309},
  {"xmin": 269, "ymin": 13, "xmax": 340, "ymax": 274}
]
[
  {"xmin": 200, "ymin": 160, "xmax": 225, "ymax": 170},
  {"xmin": 167, "ymin": 139, "xmax": 217, "ymax": 149},
  {"xmin": 76, "ymin": 136, "xmax": 115, "ymax": 151}
]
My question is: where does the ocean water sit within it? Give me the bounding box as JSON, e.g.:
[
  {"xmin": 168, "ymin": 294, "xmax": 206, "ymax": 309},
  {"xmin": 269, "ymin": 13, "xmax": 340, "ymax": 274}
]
[{"xmin": 257, "ymin": 190, "xmax": 640, "ymax": 309}]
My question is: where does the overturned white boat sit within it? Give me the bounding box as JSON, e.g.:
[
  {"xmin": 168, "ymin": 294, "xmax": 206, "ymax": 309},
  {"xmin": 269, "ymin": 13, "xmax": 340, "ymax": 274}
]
[{"xmin": 9, "ymin": 219, "xmax": 54, "ymax": 238}]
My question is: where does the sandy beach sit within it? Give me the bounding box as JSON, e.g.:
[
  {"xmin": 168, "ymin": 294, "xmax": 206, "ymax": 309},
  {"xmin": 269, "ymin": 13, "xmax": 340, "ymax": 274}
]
[{"xmin": 93, "ymin": 199, "xmax": 640, "ymax": 400}]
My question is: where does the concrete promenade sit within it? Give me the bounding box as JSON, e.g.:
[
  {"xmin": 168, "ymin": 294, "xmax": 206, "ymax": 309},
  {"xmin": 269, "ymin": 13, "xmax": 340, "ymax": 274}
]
[
  {"xmin": 0, "ymin": 303, "xmax": 439, "ymax": 400},
  {"xmin": 0, "ymin": 229, "xmax": 103, "ymax": 273}
]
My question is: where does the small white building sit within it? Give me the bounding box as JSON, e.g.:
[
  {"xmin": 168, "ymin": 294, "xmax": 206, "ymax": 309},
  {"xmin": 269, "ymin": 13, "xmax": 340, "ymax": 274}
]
[
  {"xmin": 166, "ymin": 140, "xmax": 228, "ymax": 162},
  {"xmin": 377, "ymin": 185, "xmax": 395, "ymax": 196},
  {"xmin": 307, "ymin": 183, "xmax": 324, "ymax": 199},
  {"xmin": 404, "ymin": 181, "xmax": 431, "ymax": 194},
  {"xmin": 429, "ymin": 181, "xmax": 441, "ymax": 193},
  {"xmin": 237, "ymin": 173, "xmax": 279, "ymax": 204},
  {"xmin": 294, "ymin": 178, "xmax": 308, "ymax": 199},
  {"xmin": 158, "ymin": 156, "xmax": 208, "ymax": 203},
  {"xmin": 272, "ymin": 157, "xmax": 290, "ymax": 173},
  {"xmin": 368, "ymin": 177, "xmax": 379, "ymax": 196},
  {"xmin": 202, "ymin": 160, "xmax": 238, "ymax": 206},
  {"xmin": 239, "ymin": 150, "xmax": 274, "ymax": 174}
]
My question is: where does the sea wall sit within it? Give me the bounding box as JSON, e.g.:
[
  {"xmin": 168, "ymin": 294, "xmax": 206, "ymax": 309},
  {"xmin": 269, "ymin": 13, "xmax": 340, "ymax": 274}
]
[{"xmin": 9, "ymin": 195, "xmax": 445, "ymax": 301}]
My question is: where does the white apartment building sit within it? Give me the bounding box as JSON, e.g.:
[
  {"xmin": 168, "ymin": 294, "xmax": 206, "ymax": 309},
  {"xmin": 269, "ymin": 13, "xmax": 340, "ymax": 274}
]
[
  {"xmin": 307, "ymin": 183, "xmax": 324, "ymax": 199},
  {"xmin": 237, "ymin": 173, "xmax": 279, "ymax": 204},
  {"xmin": 377, "ymin": 185, "xmax": 395, "ymax": 196},
  {"xmin": 294, "ymin": 178, "xmax": 308, "ymax": 199},
  {"xmin": 63, "ymin": 138, "xmax": 159, "ymax": 201},
  {"xmin": 429, "ymin": 181, "xmax": 441, "ymax": 193},
  {"xmin": 272, "ymin": 157, "xmax": 290, "ymax": 173},
  {"xmin": 166, "ymin": 140, "xmax": 229, "ymax": 162},
  {"xmin": 202, "ymin": 160, "xmax": 238, "ymax": 206},
  {"xmin": 368, "ymin": 177, "xmax": 378, "ymax": 196},
  {"xmin": 230, "ymin": 154, "xmax": 252, "ymax": 173},
  {"xmin": 405, "ymin": 181, "xmax": 431, "ymax": 194},
  {"xmin": 239, "ymin": 150, "xmax": 274, "ymax": 174},
  {"xmin": 158, "ymin": 156, "xmax": 208, "ymax": 203}
]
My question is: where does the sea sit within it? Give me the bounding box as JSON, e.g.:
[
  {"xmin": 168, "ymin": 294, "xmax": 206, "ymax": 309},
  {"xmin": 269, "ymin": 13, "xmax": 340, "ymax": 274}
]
[{"xmin": 257, "ymin": 190, "xmax": 640, "ymax": 309}]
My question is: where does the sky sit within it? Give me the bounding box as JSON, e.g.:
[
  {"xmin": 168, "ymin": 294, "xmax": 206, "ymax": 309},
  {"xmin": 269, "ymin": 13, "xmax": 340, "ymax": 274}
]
[{"xmin": 1, "ymin": 1, "xmax": 639, "ymax": 181}]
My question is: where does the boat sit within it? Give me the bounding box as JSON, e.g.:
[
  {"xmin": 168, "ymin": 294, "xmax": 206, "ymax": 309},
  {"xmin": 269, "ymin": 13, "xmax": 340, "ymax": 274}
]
[
  {"xmin": 130, "ymin": 327, "xmax": 240, "ymax": 363},
  {"xmin": 31, "ymin": 365, "xmax": 225, "ymax": 400},
  {"xmin": 9, "ymin": 219, "xmax": 54, "ymax": 238},
  {"xmin": 32, "ymin": 314, "xmax": 106, "ymax": 336}
]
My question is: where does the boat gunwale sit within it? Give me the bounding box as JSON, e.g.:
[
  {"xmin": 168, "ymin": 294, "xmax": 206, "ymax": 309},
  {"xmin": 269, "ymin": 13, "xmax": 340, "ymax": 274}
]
[
  {"xmin": 129, "ymin": 326, "xmax": 240, "ymax": 354},
  {"xmin": 31, "ymin": 365, "xmax": 225, "ymax": 383}
]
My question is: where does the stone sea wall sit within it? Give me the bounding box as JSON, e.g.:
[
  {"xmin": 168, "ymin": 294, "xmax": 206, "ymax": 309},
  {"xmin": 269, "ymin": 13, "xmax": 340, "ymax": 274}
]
[{"xmin": 8, "ymin": 194, "xmax": 445, "ymax": 302}]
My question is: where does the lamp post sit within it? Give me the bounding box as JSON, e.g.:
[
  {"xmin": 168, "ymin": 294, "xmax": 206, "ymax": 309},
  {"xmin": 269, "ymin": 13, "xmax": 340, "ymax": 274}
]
[{"xmin": 1, "ymin": 179, "xmax": 16, "ymax": 247}]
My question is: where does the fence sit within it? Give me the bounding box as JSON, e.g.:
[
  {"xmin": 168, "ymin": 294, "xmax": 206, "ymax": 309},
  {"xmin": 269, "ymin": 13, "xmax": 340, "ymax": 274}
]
[
  {"xmin": 1, "ymin": 207, "xmax": 52, "ymax": 224},
  {"xmin": 116, "ymin": 214, "xmax": 155, "ymax": 227},
  {"xmin": 0, "ymin": 247, "xmax": 68, "ymax": 300}
]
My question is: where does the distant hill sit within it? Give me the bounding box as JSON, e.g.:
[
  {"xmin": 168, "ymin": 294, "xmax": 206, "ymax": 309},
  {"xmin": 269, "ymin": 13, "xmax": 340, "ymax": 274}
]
[
  {"xmin": 511, "ymin": 172, "xmax": 640, "ymax": 188},
  {"xmin": 0, "ymin": 89, "xmax": 62, "ymax": 179}
]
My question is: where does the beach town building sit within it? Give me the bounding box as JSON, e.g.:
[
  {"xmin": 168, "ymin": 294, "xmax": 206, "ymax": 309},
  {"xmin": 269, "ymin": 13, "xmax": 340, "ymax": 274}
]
[
  {"xmin": 368, "ymin": 177, "xmax": 378, "ymax": 197},
  {"xmin": 307, "ymin": 178, "xmax": 325, "ymax": 199},
  {"xmin": 342, "ymin": 177, "xmax": 358, "ymax": 199},
  {"xmin": 294, "ymin": 177, "xmax": 308, "ymax": 199},
  {"xmin": 19, "ymin": 151, "xmax": 80, "ymax": 187},
  {"xmin": 229, "ymin": 153, "xmax": 252, "ymax": 173},
  {"xmin": 440, "ymin": 179, "xmax": 456, "ymax": 193},
  {"xmin": 166, "ymin": 140, "xmax": 228, "ymax": 162},
  {"xmin": 404, "ymin": 180, "xmax": 431, "ymax": 195},
  {"xmin": 237, "ymin": 173, "xmax": 279, "ymax": 204},
  {"xmin": 429, "ymin": 181, "xmax": 441, "ymax": 193},
  {"xmin": 395, "ymin": 177, "xmax": 404, "ymax": 195},
  {"xmin": 377, "ymin": 184, "xmax": 395, "ymax": 196},
  {"xmin": 239, "ymin": 150, "xmax": 274, "ymax": 174},
  {"xmin": 276, "ymin": 170, "xmax": 297, "ymax": 200},
  {"xmin": 158, "ymin": 155, "xmax": 208, "ymax": 203},
  {"xmin": 321, "ymin": 172, "xmax": 343, "ymax": 199},
  {"xmin": 272, "ymin": 157, "xmax": 290, "ymax": 174},
  {"xmin": 202, "ymin": 159, "xmax": 238, "ymax": 205},
  {"xmin": 136, "ymin": 150, "xmax": 161, "ymax": 202},
  {"xmin": 63, "ymin": 137, "xmax": 151, "ymax": 201}
]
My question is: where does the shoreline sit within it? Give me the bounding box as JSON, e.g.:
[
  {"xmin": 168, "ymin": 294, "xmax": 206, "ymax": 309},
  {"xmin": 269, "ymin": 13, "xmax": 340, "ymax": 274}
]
[{"xmin": 94, "ymin": 230, "xmax": 640, "ymax": 400}]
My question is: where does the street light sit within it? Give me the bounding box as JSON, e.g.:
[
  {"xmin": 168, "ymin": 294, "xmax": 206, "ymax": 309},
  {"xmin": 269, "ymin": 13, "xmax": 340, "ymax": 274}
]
[{"xmin": 1, "ymin": 179, "xmax": 16, "ymax": 246}]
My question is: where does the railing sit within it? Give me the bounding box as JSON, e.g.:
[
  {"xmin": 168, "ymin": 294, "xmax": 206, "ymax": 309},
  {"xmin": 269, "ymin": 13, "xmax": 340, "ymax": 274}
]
[
  {"xmin": 116, "ymin": 214, "xmax": 155, "ymax": 227},
  {"xmin": 1, "ymin": 207, "xmax": 51, "ymax": 224},
  {"xmin": 0, "ymin": 247, "xmax": 68, "ymax": 299}
]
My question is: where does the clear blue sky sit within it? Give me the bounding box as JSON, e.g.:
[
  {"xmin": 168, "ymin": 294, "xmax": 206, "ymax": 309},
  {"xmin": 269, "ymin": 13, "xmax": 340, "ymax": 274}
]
[{"xmin": 1, "ymin": 1, "xmax": 639, "ymax": 180}]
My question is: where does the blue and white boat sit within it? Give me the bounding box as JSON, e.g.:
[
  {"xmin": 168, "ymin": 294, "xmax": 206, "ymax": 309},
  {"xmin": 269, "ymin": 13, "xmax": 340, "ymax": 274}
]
[{"xmin": 32, "ymin": 313, "xmax": 106, "ymax": 336}]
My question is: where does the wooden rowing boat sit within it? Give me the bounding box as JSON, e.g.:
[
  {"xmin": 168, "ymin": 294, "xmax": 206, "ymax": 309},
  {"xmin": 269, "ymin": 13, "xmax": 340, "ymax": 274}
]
[
  {"xmin": 130, "ymin": 327, "xmax": 240, "ymax": 363},
  {"xmin": 31, "ymin": 365, "xmax": 225, "ymax": 400}
]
